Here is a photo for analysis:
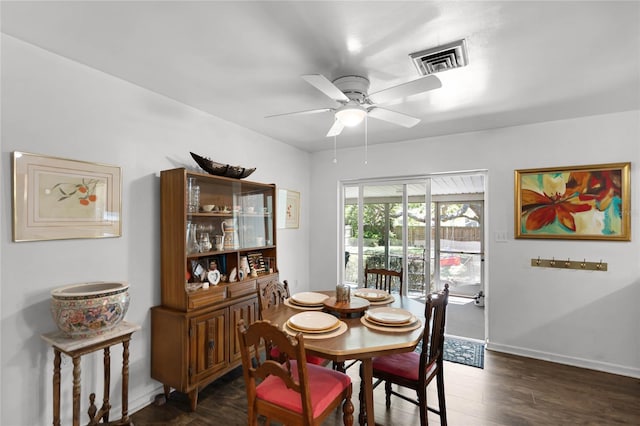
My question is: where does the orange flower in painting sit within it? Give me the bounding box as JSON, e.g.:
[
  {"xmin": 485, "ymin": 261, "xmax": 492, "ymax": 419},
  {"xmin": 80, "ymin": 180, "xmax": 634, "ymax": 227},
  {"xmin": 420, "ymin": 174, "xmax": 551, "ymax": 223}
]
[
  {"xmin": 520, "ymin": 169, "xmax": 622, "ymax": 233},
  {"xmin": 521, "ymin": 189, "xmax": 591, "ymax": 232}
]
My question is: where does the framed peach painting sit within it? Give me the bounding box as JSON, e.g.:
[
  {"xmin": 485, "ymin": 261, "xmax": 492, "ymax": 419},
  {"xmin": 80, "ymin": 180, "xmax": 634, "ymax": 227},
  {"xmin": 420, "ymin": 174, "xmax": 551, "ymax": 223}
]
[
  {"xmin": 514, "ymin": 162, "xmax": 630, "ymax": 240},
  {"xmin": 12, "ymin": 151, "xmax": 122, "ymax": 241}
]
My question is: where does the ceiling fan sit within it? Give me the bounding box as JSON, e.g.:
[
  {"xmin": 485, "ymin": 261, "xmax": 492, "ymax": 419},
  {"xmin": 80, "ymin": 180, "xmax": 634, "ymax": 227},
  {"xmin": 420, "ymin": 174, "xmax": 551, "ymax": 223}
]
[{"xmin": 266, "ymin": 73, "xmax": 442, "ymax": 137}]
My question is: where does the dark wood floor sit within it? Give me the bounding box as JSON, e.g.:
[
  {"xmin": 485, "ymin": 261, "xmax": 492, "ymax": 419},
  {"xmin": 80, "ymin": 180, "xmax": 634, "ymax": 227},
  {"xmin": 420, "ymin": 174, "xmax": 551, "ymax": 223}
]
[{"xmin": 131, "ymin": 350, "xmax": 640, "ymax": 425}]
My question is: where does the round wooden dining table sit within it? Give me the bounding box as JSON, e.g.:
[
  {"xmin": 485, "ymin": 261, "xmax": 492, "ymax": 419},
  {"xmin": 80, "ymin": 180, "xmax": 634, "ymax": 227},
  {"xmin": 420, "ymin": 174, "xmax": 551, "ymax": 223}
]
[{"xmin": 261, "ymin": 290, "xmax": 426, "ymax": 426}]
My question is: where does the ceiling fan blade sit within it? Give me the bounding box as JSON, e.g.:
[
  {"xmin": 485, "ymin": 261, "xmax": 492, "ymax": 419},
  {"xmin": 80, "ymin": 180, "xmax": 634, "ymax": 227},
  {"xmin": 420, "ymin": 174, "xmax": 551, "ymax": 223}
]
[
  {"xmin": 302, "ymin": 74, "xmax": 349, "ymax": 102},
  {"xmin": 265, "ymin": 108, "xmax": 332, "ymax": 118},
  {"xmin": 368, "ymin": 75, "xmax": 442, "ymax": 105},
  {"xmin": 367, "ymin": 107, "xmax": 421, "ymax": 128},
  {"xmin": 326, "ymin": 119, "xmax": 344, "ymax": 137}
]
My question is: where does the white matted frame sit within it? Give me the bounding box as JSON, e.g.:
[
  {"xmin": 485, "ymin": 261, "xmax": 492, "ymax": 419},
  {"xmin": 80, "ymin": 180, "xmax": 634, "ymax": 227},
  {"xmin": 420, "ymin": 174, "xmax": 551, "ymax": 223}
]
[
  {"xmin": 12, "ymin": 151, "xmax": 122, "ymax": 242},
  {"xmin": 277, "ymin": 188, "xmax": 300, "ymax": 229}
]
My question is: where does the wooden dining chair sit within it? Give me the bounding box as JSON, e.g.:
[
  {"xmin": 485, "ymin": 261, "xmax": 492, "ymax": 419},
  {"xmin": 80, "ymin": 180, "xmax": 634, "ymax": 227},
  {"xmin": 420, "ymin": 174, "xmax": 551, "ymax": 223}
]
[
  {"xmin": 257, "ymin": 279, "xmax": 290, "ymax": 316},
  {"xmin": 257, "ymin": 280, "xmax": 328, "ymax": 366},
  {"xmin": 364, "ymin": 266, "xmax": 403, "ymax": 294},
  {"xmin": 371, "ymin": 283, "xmax": 449, "ymax": 426},
  {"xmin": 237, "ymin": 319, "xmax": 354, "ymax": 426}
]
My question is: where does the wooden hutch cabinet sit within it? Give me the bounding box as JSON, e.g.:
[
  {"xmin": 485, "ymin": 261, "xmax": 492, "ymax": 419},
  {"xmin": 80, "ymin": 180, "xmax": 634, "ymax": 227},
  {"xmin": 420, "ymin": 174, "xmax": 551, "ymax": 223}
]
[{"xmin": 151, "ymin": 168, "xmax": 277, "ymax": 411}]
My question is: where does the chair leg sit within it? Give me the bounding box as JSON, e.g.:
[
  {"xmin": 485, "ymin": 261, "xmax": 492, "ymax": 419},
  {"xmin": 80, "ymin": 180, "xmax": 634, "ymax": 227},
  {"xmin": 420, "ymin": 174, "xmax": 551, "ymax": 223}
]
[
  {"xmin": 342, "ymin": 385, "xmax": 354, "ymax": 426},
  {"xmin": 417, "ymin": 387, "xmax": 428, "ymax": 426},
  {"xmin": 436, "ymin": 369, "xmax": 447, "ymax": 426},
  {"xmin": 358, "ymin": 364, "xmax": 366, "ymax": 426},
  {"xmin": 334, "ymin": 361, "xmax": 345, "ymax": 373},
  {"xmin": 248, "ymin": 409, "xmax": 258, "ymax": 426},
  {"xmin": 384, "ymin": 381, "xmax": 392, "ymax": 408}
]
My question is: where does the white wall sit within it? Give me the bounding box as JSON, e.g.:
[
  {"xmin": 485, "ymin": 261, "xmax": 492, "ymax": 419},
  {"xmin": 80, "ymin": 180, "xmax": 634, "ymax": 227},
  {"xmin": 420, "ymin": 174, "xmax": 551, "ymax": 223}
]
[
  {"xmin": 0, "ymin": 35, "xmax": 310, "ymax": 425},
  {"xmin": 309, "ymin": 110, "xmax": 640, "ymax": 378}
]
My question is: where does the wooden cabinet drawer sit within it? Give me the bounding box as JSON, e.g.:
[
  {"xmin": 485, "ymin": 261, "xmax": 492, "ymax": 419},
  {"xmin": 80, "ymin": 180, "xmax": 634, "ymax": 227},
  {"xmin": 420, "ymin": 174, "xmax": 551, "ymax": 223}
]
[
  {"xmin": 188, "ymin": 285, "xmax": 227, "ymax": 310},
  {"xmin": 227, "ymin": 280, "xmax": 256, "ymax": 298}
]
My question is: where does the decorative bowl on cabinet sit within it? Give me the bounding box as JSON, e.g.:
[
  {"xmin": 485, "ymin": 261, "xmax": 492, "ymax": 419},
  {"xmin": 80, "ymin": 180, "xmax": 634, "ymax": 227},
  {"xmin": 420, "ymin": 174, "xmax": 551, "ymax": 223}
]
[{"xmin": 50, "ymin": 282, "xmax": 130, "ymax": 339}]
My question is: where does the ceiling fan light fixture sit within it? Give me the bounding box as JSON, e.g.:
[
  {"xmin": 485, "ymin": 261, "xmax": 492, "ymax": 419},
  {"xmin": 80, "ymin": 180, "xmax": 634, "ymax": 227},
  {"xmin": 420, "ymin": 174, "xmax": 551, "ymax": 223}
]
[{"xmin": 335, "ymin": 104, "xmax": 366, "ymax": 127}]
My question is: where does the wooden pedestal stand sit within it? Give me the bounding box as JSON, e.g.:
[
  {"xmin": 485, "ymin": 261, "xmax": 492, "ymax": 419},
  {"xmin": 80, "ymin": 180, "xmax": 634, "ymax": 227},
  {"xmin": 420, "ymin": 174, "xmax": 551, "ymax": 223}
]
[{"xmin": 41, "ymin": 321, "xmax": 140, "ymax": 426}]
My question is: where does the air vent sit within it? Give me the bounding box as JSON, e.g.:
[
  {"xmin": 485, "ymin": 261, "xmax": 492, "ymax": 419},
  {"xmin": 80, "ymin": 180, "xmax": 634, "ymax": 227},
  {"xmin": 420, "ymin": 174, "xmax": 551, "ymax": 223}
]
[{"xmin": 410, "ymin": 39, "xmax": 468, "ymax": 75}]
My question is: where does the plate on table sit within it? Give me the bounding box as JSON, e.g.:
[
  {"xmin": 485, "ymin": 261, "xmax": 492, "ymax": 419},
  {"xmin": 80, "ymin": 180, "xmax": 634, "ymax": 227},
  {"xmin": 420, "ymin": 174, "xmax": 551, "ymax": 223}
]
[
  {"xmin": 290, "ymin": 292, "xmax": 329, "ymax": 306},
  {"xmin": 287, "ymin": 318, "xmax": 342, "ymax": 334},
  {"xmin": 353, "ymin": 288, "xmax": 389, "ymax": 301},
  {"xmin": 288, "ymin": 311, "xmax": 338, "ymax": 332},
  {"xmin": 284, "ymin": 321, "xmax": 348, "ymax": 340},
  {"xmin": 367, "ymin": 295, "xmax": 395, "ymax": 305},
  {"xmin": 366, "ymin": 307, "xmax": 412, "ymax": 324},
  {"xmin": 365, "ymin": 313, "xmax": 417, "ymax": 327},
  {"xmin": 360, "ymin": 316, "xmax": 422, "ymax": 333},
  {"xmin": 288, "ymin": 297, "xmax": 324, "ymax": 308},
  {"xmin": 284, "ymin": 298, "xmax": 324, "ymax": 311}
]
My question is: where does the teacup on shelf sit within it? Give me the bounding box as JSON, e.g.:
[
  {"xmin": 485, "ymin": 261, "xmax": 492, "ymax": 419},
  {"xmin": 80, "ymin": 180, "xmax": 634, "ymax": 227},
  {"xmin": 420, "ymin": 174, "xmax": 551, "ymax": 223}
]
[{"xmin": 201, "ymin": 204, "xmax": 215, "ymax": 212}]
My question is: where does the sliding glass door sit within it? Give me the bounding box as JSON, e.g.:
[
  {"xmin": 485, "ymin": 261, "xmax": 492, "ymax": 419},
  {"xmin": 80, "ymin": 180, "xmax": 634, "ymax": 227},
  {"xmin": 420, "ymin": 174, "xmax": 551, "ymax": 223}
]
[
  {"xmin": 341, "ymin": 174, "xmax": 484, "ymax": 299},
  {"xmin": 342, "ymin": 179, "xmax": 430, "ymax": 297},
  {"xmin": 433, "ymin": 201, "xmax": 484, "ymax": 297}
]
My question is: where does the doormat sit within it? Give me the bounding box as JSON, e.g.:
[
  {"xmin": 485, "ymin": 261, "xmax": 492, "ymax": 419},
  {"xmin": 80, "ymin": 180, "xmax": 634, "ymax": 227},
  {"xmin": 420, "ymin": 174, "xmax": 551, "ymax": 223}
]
[{"xmin": 416, "ymin": 336, "xmax": 485, "ymax": 369}]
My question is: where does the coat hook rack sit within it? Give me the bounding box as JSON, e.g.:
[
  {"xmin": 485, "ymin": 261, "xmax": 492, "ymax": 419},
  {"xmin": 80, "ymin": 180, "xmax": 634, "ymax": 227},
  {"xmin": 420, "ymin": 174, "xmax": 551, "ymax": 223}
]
[{"xmin": 531, "ymin": 257, "xmax": 607, "ymax": 271}]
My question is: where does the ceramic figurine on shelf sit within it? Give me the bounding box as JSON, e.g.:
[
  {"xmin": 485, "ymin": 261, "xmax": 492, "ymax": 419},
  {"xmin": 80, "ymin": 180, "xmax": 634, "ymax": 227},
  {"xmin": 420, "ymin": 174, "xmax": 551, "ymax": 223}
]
[
  {"xmin": 229, "ymin": 267, "xmax": 237, "ymax": 282},
  {"xmin": 239, "ymin": 256, "xmax": 251, "ymax": 280},
  {"xmin": 206, "ymin": 259, "xmax": 221, "ymax": 285}
]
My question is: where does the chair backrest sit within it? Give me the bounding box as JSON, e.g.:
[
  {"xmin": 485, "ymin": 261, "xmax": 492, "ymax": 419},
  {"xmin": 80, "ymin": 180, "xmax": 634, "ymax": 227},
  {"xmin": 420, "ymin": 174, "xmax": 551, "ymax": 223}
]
[
  {"xmin": 258, "ymin": 279, "xmax": 290, "ymax": 318},
  {"xmin": 418, "ymin": 283, "xmax": 449, "ymax": 376},
  {"xmin": 237, "ymin": 319, "xmax": 316, "ymax": 424},
  {"xmin": 364, "ymin": 266, "xmax": 403, "ymax": 294}
]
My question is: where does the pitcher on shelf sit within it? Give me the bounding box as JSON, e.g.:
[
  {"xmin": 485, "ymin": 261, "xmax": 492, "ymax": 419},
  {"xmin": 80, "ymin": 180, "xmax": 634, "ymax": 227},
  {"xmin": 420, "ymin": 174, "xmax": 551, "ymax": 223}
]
[{"xmin": 221, "ymin": 219, "xmax": 239, "ymax": 249}]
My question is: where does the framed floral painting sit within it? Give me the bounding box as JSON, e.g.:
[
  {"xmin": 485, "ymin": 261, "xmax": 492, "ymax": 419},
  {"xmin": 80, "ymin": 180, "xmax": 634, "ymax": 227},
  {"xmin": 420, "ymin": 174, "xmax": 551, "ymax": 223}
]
[
  {"xmin": 12, "ymin": 151, "xmax": 122, "ymax": 241},
  {"xmin": 277, "ymin": 188, "xmax": 300, "ymax": 229},
  {"xmin": 515, "ymin": 162, "xmax": 630, "ymax": 240}
]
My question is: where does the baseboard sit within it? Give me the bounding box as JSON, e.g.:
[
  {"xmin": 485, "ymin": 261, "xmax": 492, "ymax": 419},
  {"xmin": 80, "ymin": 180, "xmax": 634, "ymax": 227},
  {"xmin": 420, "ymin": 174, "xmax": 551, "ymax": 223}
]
[
  {"xmin": 445, "ymin": 333, "xmax": 486, "ymax": 344},
  {"xmin": 487, "ymin": 341, "xmax": 640, "ymax": 379},
  {"xmin": 128, "ymin": 385, "xmax": 167, "ymax": 417}
]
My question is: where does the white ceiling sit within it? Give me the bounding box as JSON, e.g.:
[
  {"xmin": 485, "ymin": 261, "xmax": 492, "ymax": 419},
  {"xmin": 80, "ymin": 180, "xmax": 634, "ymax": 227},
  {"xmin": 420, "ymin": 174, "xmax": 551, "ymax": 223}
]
[{"xmin": 2, "ymin": 1, "xmax": 639, "ymax": 154}]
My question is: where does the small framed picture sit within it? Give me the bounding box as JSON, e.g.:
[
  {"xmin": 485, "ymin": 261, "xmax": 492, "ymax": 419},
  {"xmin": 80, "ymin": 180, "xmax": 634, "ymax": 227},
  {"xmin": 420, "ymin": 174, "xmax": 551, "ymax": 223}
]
[{"xmin": 277, "ymin": 188, "xmax": 300, "ymax": 229}]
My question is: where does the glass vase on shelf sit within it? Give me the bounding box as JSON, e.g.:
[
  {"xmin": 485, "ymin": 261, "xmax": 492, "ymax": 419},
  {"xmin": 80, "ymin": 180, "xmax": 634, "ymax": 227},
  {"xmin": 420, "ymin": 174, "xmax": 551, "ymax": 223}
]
[
  {"xmin": 186, "ymin": 221, "xmax": 200, "ymax": 255},
  {"xmin": 187, "ymin": 177, "xmax": 200, "ymax": 213}
]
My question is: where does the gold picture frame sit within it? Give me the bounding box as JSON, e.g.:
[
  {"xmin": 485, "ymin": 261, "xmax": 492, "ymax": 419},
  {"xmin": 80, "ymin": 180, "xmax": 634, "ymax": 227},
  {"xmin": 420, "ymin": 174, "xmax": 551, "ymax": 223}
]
[
  {"xmin": 12, "ymin": 151, "xmax": 122, "ymax": 242},
  {"xmin": 514, "ymin": 162, "xmax": 630, "ymax": 240}
]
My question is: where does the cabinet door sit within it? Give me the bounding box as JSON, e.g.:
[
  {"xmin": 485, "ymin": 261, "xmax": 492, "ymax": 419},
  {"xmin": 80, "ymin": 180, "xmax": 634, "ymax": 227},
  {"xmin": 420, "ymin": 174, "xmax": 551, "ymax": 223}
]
[
  {"xmin": 189, "ymin": 308, "xmax": 228, "ymax": 386},
  {"xmin": 229, "ymin": 297, "xmax": 259, "ymax": 363}
]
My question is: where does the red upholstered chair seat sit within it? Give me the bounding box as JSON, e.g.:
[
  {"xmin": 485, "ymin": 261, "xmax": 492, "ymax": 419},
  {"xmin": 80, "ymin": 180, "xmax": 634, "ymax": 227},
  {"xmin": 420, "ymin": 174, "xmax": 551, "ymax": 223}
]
[
  {"xmin": 256, "ymin": 360, "xmax": 352, "ymax": 418},
  {"xmin": 372, "ymin": 352, "xmax": 438, "ymax": 382},
  {"xmin": 372, "ymin": 352, "xmax": 420, "ymax": 381}
]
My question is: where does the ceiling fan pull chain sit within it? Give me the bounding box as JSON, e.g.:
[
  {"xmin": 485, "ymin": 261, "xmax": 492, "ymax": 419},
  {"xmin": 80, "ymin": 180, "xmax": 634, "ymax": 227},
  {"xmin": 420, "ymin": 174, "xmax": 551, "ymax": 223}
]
[
  {"xmin": 333, "ymin": 135, "xmax": 338, "ymax": 164},
  {"xmin": 364, "ymin": 115, "xmax": 368, "ymax": 165}
]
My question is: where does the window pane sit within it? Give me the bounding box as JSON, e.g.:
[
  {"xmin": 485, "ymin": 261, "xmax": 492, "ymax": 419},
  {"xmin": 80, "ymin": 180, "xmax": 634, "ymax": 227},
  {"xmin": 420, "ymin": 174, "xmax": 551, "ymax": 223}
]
[{"xmin": 438, "ymin": 202, "xmax": 482, "ymax": 296}]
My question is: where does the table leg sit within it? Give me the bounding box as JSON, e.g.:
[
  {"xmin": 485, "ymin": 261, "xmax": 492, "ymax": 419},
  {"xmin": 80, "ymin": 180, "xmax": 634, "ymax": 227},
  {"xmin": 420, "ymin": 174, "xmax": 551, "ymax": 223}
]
[
  {"xmin": 53, "ymin": 349, "xmax": 61, "ymax": 426},
  {"xmin": 359, "ymin": 358, "xmax": 375, "ymax": 426},
  {"xmin": 72, "ymin": 356, "xmax": 81, "ymax": 426},
  {"xmin": 102, "ymin": 347, "xmax": 111, "ymax": 423},
  {"xmin": 121, "ymin": 338, "xmax": 131, "ymax": 424}
]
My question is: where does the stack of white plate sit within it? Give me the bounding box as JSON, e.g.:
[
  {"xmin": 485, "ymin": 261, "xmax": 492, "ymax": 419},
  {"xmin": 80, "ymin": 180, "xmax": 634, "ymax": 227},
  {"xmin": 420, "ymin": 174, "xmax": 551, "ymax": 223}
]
[
  {"xmin": 286, "ymin": 311, "xmax": 340, "ymax": 334},
  {"xmin": 287, "ymin": 292, "xmax": 329, "ymax": 308},
  {"xmin": 363, "ymin": 307, "xmax": 419, "ymax": 330},
  {"xmin": 353, "ymin": 288, "xmax": 394, "ymax": 304}
]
